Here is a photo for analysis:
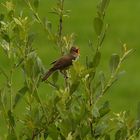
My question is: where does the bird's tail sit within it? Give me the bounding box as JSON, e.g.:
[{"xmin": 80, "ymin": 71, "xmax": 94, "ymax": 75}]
[{"xmin": 42, "ymin": 69, "xmax": 54, "ymax": 81}]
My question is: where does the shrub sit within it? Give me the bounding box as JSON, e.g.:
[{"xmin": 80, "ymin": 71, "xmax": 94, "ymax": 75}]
[{"xmin": 0, "ymin": 0, "xmax": 139, "ymax": 140}]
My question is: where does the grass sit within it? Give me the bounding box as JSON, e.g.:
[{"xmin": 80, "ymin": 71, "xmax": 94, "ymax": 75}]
[{"xmin": 0, "ymin": 0, "xmax": 140, "ymax": 138}]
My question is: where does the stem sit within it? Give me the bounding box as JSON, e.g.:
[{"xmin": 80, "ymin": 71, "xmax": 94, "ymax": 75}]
[
  {"xmin": 9, "ymin": 67, "xmax": 14, "ymax": 112},
  {"xmin": 58, "ymin": 0, "xmax": 64, "ymax": 55}
]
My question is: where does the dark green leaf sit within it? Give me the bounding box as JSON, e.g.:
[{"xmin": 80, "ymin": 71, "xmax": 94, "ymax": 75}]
[
  {"xmin": 13, "ymin": 86, "xmax": 28, "ymax": 108},
  {"xmin": 0, "ymin": 14, "xmax": 4, "ymax": 21},
  {"xmin": 52, "ymin": 71, "xmax": 59, "ymax": 84},
  {"xmin": 109, "ymin": 54, "xmax": 120, "ymax": 74},
  {"xmin": 70, "ymin": 81, "xmax": 80, "ymax": 94},
  {"xmin": 93, "ymin": 17, "xmax": 103, "ymax": 35},
  {"xmin": 79, "ymin": 124, "xmax": 90, "ymax": 139},
  {"xmin": 104, "ymin": 134, "xmax": 110, "ymax": 140},
  {"xmin": 99, "ymin": 101, "xmax": 110, "ymax": 118},
  {"xmin": 93, "ymin": 51, "xmax": 101, "ymax": 67},
  {"xmin": 115, "ymin": 130, "xmax": 121, "ymax": 140},
  {"xmin": 1, "ymin": 32, "xmax": 10, "ymax": 43},
  {"xmin": 7, "ymin": 110, "xmax": 15, "ymax": 127},
  {"xmin": 8, "ymin": 10, "xmax": 14, "ymax": 19},
  {"xmin": 34, "ymin": 0, "xmax": 39, "ymax": 10}
]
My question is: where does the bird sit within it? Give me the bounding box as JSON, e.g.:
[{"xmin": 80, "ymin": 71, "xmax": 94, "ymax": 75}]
[{"xmin": 42, "ymin": 46, "xmax": 80, "ymax": 81}]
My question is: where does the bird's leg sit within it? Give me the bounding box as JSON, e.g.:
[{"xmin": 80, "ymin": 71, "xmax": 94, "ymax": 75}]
[{"xmin": 60, "ymin": 70, "xmax": 68, "ymax": 79}]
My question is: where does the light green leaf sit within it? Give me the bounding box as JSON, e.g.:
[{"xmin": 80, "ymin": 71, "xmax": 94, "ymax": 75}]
[
  {"xmin": 13, "ymin": 18, "xmax": 22, "ymax": 26},
  {"xmin": 109, "ymin": 54, "xmax": 120, "ymax": 74},
  {"xmin": 44, "ymin": 18, "xmax": 52, "ymax": 32},
  {"xmin": 98, "ymin": 0, "xmax": 110, "ymax": 15},
  {"xmin": 99, "ymin": 71, "xmax": 105, "ymax": 90},
  {"xmin": 93, "ymin": 106, "xmax": 100, "ymax": 118},
  {"xmin": 100, "ymin": 0, "xmax": 110, "ymax": 12},
  {"xmin": 48, "ymin": 124, "xmax": 59, "ymax": 140},
  {"xmin": 93, "ymin": 17, "xmax": 103, "ymax": 36}
]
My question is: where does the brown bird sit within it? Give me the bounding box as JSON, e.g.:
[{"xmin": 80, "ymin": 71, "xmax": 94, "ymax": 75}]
[{"xmin": 42, "ymin": 46, "xmax": 80, "ymax": 81}]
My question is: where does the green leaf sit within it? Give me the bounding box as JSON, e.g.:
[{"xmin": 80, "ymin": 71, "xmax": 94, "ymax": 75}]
[
  {"xmin": 27, "ymin": 33, "xmax": 35, "ymax": 47},
  {"xmin": 13, "ymin": 86, "xmax": 28, "ymax": 108},
  {"xmin": 93, "ymin": 17, "xmax": 103, "ymax": 36},
  {"xmin": 58, "ymin": 119, "xmax": 73, "ymax": 137},
  {"xmin": 7, "ymin": 132, "xmax": 17, "ymax": 140},
  {"xmin": 101, "ymin": 0, "xmax": 110, "ymax": 12},
  {"xmin": 52, "ymin": 71, "xmax": 59, "ymax": 84},
  {"xmin": 99, "ymin": 101, "xmax": 110, "ymax": 118},
  {"xmin": 99, "ymin": 71, "xmax": 105, "ymax": 90},
  {"xmin": 13, "ymin": 17, "xmax": 22, "ymax": 26},
  {"xmin": 0, "ymin": 14, "xmax": 4, "ymax": 21},
  {"xmin": 8, "ymin": 10, "xmax": 14, "ymax": 19},
  {"xmin": 115, "ymin": 130, "xmax": 121, "ymax": 140},
  {"xmin": 70, "ymin": 81, "xmax": 80, "ymax": 94},
  {"xmin": 109, "ymin": 54, "xmax": 120, "ymax": 74},
  {"xmin": 34, "ymin": 0, "xmax": 39, "ymax": 10},
  {"xmin": 93, "ymin": 51, "xmax": 101, "ymax": 68},
  {"xmin": 93, "ymin": 106, "xmax": 100, "ymax": 118},
  {"xmin": 98, "ymin": 0, "xmax": 110, "ymax": 16},
  {"xmin": 7, "ymin": 110, "xmax": 15, "ymax": 127},
  {"xmin": 44, "ymin": 17, "xmax": 52, "ymax": 31},
  {"xmin": 48, "ymin": 124, "xmax": 59, "ymax": 140},
  {"xmin": 1, "ymin": 32, "xmax": 10, "ymax": 43},
  {"xmin": 104, "ymin": 134, "xmax": 110, "ymax": 140},
  {"xmin": 3, "ymin": 1, "xmax": 14, "ymax": 11}
]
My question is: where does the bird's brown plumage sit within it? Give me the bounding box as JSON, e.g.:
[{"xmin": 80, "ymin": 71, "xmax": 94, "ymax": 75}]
[{"xmin": 42, "ymin": 46, "xmax": 79, "ymax": 81}]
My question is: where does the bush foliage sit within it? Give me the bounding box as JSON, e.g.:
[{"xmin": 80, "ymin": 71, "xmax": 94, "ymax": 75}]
[{"xmin": 0, "ymin": 0, "xmax": 139, "ymax": 140}]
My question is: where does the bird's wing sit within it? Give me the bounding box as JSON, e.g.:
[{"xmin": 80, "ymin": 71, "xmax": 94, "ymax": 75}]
[{"xmin": 52, "ymin": 54, "xmax": 73, "ymax": 70}]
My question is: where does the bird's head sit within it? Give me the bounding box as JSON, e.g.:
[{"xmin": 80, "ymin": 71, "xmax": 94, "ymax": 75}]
[{"xmin": 70, "ymin": 46, "xmax": 80, "ymax": 58}]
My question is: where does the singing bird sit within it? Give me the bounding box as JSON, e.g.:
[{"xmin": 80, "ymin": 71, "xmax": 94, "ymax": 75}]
[{"xmin": 42, "ymin": 46, "xmax": 80, "ymax": 81}]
